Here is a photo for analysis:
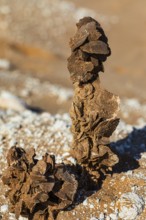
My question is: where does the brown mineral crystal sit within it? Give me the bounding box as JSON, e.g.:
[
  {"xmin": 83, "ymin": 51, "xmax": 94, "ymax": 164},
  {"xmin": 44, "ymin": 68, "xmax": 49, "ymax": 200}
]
[
  {"xmin": 68, "ymin": 17, "xmax": 111, "ymax": 85},
  {"xmin": 2, "ymin": 147, "xmax": 78, "ymax": 220},
  {"xmin": 68, "ymin": 17, "xmax": 120, "ymax": 182}
]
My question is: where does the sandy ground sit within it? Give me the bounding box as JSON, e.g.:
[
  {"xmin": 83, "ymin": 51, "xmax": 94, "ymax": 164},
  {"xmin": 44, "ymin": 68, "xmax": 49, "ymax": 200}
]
[
  {"xmin": 0, "ymin": 100, "xmax": 146, "ymax": 220},
  {"xmin": 0, "ymin": 0, "xmax": 146, "ymax": 219}
]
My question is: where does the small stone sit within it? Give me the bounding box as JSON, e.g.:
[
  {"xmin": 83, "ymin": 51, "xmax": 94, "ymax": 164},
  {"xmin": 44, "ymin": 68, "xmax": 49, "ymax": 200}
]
[
  {"xmin": 89, "ymin": 204, "xmax": 94, "ymax": 209},
  {"xmin": 109, "ymin": 213, "xmax": 118, "ymax": 220},
  {"xmin": 116, "ymin": 192, "xmax": 145, "ymax": 220},
  {"xmin": 83, "ymin": 199, "xmax": 88, "ymax": 206},
  {"xmin": 0, "ymin": 204, "xmax": 8, "ymax": 213}
]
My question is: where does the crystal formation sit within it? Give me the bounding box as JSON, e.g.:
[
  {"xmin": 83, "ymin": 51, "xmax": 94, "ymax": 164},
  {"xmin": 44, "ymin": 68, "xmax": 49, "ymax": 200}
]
[
  {"xmin": 2, "ymin": 147, "xmax": 78, "ymax": 220},
  {"xmin": 68, "ymin": 17, "xmax": 120, "ymax": 182}
]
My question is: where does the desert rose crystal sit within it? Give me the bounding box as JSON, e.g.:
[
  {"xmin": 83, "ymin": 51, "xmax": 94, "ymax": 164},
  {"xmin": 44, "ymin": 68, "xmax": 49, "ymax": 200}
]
[
  {"xmin": 2, "ymin": 147, "xmax": 78, "ymax": 219},
  {"xmin": 68, "ymin": 17, "xmax": 120, "ymax": 182}
]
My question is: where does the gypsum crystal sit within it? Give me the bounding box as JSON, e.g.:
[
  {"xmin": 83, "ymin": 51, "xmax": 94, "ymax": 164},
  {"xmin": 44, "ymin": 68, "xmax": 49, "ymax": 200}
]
[
  {"xmin": 68, "ymin": 17, "xmax": 120, "ymax": 182},
  {"xmin": 68, "ymin": 17, "xmax": 111, "ymax": 85},
  {"xmin": 2, "ymin": 147, "xmax": 78, "ymax": 220}
]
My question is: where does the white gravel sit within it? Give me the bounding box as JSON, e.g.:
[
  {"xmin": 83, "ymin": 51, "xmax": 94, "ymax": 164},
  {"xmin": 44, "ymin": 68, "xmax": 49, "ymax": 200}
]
[{"xmin": 117, "ymin": 192, "xmax": 145, "ymax": 220}]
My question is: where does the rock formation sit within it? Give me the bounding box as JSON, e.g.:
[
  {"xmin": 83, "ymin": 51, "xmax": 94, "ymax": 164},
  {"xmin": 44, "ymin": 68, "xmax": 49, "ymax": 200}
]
[
  {"xmin": 68, "ymin": 17, "xmax": 120, "ymax": 182},
  {"xmin": 2, "ymin": 147, "xmax": 77, "ymax": 220}
]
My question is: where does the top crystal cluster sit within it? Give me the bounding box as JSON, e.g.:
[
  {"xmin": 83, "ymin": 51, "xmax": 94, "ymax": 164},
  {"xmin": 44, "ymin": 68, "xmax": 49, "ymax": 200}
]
[{"xmin": 68, "ymin": 17, "xmax": 111, "ymax": 85}]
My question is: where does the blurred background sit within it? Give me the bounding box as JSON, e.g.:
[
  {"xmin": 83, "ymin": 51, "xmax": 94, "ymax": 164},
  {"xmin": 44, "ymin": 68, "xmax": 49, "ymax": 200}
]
[{"xmin": 0, "ymin": 0, "xmax": 145, "ymax": 114}]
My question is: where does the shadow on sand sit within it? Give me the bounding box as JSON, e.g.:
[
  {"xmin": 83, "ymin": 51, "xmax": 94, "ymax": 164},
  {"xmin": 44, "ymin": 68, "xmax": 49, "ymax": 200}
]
[{"xmin": 111, "ymin": 125, "xmax": 146, "ymax": 173}]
